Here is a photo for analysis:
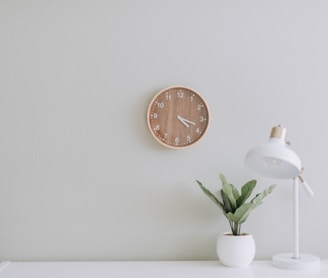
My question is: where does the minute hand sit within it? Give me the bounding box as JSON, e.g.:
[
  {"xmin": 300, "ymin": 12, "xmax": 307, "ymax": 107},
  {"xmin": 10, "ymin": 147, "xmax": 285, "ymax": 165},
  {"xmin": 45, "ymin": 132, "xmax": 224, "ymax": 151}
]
[{"xmin": 183, "ymin": 118, "xmax": 196, "ymax": 125}]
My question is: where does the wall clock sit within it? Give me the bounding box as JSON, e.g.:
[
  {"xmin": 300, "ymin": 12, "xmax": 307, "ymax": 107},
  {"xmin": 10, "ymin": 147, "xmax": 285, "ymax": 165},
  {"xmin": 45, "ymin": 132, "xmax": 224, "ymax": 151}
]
[{"xmin": 147, "ymin": 86, "xmax": 210, "ymax": 149}]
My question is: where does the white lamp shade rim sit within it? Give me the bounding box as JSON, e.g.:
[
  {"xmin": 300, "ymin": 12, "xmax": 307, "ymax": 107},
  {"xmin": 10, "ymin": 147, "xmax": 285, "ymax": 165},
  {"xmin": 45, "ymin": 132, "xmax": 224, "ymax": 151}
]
[{"xmin": 245, "ymin": 142, "xmax": 302, "ymax": 179}]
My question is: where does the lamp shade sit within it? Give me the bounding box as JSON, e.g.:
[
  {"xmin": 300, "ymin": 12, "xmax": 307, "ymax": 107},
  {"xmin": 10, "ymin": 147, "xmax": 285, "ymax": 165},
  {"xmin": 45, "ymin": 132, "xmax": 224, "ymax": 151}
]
[{"xmin": 245, "ymin": 126, "xmax": 302, "ymax": 179}]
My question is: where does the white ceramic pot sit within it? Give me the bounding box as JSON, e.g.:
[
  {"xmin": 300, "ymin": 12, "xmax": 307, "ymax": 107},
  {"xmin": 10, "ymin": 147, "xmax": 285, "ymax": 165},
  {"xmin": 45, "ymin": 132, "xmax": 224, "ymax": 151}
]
[{"xmin": 216, "ymin": 232, "xmax": 256, "ymax": 267}]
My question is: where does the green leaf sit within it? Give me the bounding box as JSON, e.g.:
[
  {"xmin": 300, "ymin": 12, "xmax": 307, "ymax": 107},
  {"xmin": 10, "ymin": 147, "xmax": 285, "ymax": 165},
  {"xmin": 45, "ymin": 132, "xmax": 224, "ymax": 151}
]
[
  {"xmin": 250, "ymin": 184, "xmax": 277, "ymax": 209},
  {"xmin": 221, "ymin": 189, "xmax": 233, "ymax": 213},
  {"xmin": 236, "ymin": 180, "xmax": 256, "ymax": 207},
  {"xmin": 231, "ymin": 184, "xmax": 240, "ymax": 201},
  {"xmin": 225, "ymin": 212, "xmax": 235, "ymax": 223},
  {"xmin": 220, "ymin": 174, "xmax": 237, "ymax": 210},
  {"xmin": 196, "ymin": 180, "xmax": 225, "ymax": 212},
  {"xmin": 227, "ymin": 203, "xmax": 253, "ymax": 224}
]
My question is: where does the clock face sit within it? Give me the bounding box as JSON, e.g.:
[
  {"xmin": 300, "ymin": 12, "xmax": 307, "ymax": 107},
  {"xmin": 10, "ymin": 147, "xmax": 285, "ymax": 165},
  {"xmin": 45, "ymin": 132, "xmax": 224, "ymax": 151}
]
[{"xmin": 147, "ymin": 86, "xmax": 210, "ymax": 149}]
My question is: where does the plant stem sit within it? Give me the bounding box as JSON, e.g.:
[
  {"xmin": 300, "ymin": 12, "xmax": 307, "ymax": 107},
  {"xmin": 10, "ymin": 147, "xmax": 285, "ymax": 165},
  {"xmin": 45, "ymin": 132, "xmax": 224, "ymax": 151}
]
[
  {"xmin": 231, "ymin": 223, "xmax": 240, "ymax": 236},
  {"xmin": 229, "ymin": 221, "xmax": 233, "ymax": 234}
]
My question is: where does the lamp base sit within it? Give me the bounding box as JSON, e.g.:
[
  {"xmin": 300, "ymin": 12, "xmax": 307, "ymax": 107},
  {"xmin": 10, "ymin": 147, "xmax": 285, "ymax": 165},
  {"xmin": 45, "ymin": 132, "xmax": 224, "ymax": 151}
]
[{"xmin": 272, "ymin": 253, "xmax": 320, "ymax": 270}]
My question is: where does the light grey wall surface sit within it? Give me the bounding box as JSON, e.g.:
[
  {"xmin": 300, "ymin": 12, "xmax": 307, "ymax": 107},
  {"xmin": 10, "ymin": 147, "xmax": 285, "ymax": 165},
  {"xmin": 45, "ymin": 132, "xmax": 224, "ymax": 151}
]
[{"xmin": 1, "ymin": 0, "xmax": 328, "ymax": 261}]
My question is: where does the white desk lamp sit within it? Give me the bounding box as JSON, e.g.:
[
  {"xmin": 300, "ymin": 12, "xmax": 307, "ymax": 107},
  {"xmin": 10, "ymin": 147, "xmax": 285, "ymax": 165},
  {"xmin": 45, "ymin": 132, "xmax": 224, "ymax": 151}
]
[{"xmin": 245, "ymin": 125, "xmax": 320, "ymax": 270}]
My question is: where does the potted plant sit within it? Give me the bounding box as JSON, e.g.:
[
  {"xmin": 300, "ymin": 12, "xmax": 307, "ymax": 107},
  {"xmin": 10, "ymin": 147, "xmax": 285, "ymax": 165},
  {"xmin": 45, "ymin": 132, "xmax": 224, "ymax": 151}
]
[{"xmin": 196, "ymin": 174, "xmax": 276, "ymax": 267}]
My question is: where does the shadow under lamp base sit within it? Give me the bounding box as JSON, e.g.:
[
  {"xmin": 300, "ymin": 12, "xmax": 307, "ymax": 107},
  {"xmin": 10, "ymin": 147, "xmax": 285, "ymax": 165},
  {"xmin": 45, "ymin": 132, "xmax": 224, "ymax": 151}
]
[{"xmin": 272, "ymin": 253, "xmax": 320, "ymax": 270}]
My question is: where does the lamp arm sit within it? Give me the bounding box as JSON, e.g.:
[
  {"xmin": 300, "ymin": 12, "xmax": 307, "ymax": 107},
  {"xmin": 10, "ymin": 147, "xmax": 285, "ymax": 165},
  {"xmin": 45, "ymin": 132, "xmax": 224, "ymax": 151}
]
[{"xmin": 298, "ymin": 175, "xmax": 314, "ymax": 197}]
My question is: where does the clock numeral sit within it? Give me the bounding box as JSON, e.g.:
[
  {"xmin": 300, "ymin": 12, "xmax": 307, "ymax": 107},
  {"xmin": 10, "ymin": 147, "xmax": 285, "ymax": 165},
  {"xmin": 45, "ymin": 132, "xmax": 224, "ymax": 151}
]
[
  {"xmin": 177, "ymin": 91, "xmax": 184, "ymax": 98},
  {"xmin": 200, "ymin": 116, "xmax": 206, "ymax": 122},
  {"xmin": 175, "ymin": 137, "xmax": 179, "ymax": 145},
  {"xmin": 190, "ymin": 94, "xmax": 195, "ymax": 102},
  {"xmin": 162, "ymin": 133, "xmax": 168, "ymax": 141},
  {"xmin": 197, "ymin": 104, "xmax": 204, "ymax": 110},
  {"xmin": 157, "ymin": 102, "xmax": 164, "ymax": 108},
  {"xmin": 165, "ymin": 93, "xmax": 171, "ymax": 101},
  {"xmin": 152, "ymin": 112, "xmax": 158, "ymax": 119},
  {"xmin": 154, "ymin": 125, "xmax": 160, "ymax": 131},
  {"xmin": 187, "ymin": 135, "xmax": 191, "ymax": 143},
  {"xmin": 196, "ymin": 128, "xmax": 200, "ymax": 134}
]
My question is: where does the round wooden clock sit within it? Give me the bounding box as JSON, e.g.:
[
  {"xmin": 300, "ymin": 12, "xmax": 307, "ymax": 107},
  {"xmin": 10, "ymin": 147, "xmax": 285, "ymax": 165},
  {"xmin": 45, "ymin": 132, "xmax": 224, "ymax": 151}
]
[{"xmin": 147, "ymin": 86, "xmax": 210, "ymax": 149}]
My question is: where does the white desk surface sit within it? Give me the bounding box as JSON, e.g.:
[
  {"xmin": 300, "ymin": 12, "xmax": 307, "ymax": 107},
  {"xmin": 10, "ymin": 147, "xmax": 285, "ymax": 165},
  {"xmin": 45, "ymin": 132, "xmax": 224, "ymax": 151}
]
[{"xmin": 0, "ymin": 260, "xmax": 328, "ymax": 278}]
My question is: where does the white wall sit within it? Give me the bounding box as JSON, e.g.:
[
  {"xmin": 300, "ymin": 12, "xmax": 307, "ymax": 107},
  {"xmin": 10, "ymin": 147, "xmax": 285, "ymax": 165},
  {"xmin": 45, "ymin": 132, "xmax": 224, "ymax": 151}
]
[{"xmin": 1, "ymin": 0, "xmax": 328, "ymax": 261}]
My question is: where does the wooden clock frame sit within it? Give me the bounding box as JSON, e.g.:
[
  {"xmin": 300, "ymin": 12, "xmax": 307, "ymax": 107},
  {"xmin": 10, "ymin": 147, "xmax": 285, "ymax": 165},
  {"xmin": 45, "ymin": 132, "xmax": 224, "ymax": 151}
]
[{"xmin": 147, "ymin": 86, "xmax": 210, "ymax": 149}]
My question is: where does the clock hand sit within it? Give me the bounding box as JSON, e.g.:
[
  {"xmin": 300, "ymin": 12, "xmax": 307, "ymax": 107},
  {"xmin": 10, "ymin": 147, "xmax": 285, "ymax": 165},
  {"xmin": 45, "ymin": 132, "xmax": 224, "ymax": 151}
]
[
  {"xmin": 177, "ymin": 115, "xmax": 189, "ymax": 127},
  {"xmin": 182, "ymin": 118, "xmax": 196, "ymax": 125},
  {"xmin": 178, "ymin": 115, "xmax": 196, "ymax": 126}
]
